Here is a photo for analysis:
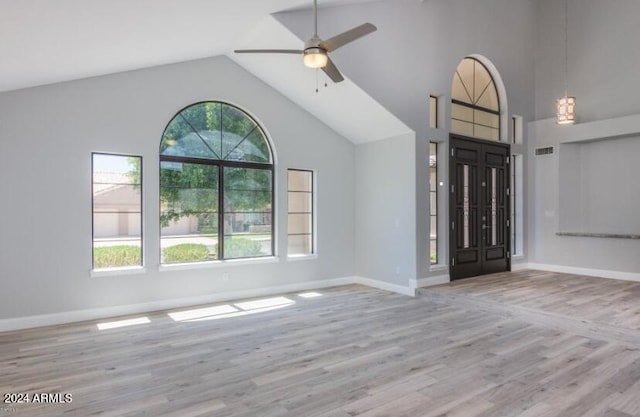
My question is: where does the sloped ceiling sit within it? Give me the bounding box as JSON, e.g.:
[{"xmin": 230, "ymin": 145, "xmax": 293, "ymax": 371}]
[
  {"xmin": 230, "ymin": 15, "xmax": 413, "ymax": 144},
  {"xmin": 0, "ymin": 0, "xmax": 412, "ymax": 144}
]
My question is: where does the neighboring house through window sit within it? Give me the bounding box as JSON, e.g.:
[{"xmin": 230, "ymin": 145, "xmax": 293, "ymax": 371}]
[{"xmin": 92, "ymin": 153, "xmax": 143, "ymax": 270}]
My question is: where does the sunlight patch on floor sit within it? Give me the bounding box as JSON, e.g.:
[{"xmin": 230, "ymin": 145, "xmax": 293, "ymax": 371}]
[
  {"xmin": 97, "ymin": 317, "xmax": 151, "ymax": 330},
  {"xmin": 168, "ymin": 296, "xmax": 296, "ymax": 322}
]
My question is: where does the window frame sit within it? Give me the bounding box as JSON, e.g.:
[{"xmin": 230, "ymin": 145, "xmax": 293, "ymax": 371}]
[
  {"xmin": 429, "ymin": 95, "xmax": 439, "ymax": 129},
  {"xmin": 91, "ymin": 152, "xmax": 144, "ymax": 271},
  {"xmin": 159, "ymin": 101, "xmax": 275, "ymax": 264},
  {"xmin": 429, "ymin": 142, "xmax": 438, "ymax": 265},
  {"xmin": 451, "ymin": 57, "xmax": 501, "ymax": 141},
  {"xmin": 287, "ymin": 169, "xmax": 315, "ymax": 258}
]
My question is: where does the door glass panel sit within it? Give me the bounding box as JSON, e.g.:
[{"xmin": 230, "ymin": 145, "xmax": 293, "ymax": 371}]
[
  {"xmin": 491, "ymin": 167, "xmax": 497, "ymax": 246},
  {"xmin": 463, "ymin": 165, "xmax": 470, "ymax": 249}
]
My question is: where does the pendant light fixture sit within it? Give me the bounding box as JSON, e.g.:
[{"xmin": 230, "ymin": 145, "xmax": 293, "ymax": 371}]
[{"xmin": 557, "ymin": 0, "xmax": 576, "ymax": 124}]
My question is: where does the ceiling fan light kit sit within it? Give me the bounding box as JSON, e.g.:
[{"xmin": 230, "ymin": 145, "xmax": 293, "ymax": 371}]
[
  {"xmin": 303, "ymin": 47, "xmax": 328, "ymax": 68},
  {"xmin": 234, "ymin": 0, "xmax": 376, "ymax": 83}
]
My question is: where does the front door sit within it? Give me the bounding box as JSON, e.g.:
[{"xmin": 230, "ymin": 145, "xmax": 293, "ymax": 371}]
[{"xmin": 449, "ymin": 136, "xmax": 510, "ymax": 280}]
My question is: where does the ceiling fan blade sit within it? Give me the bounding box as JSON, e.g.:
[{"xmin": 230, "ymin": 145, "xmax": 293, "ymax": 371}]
[
  {"xmin": 322, "ymin": 57, "xmax": 344, "ymax": 83},
  {"xmin": 321, "ymin": 23, "xmax": 377, "ymax": 52},
  {"xmin": 234, "ymin": 49, "xmax": 303, "ymax": 54}
]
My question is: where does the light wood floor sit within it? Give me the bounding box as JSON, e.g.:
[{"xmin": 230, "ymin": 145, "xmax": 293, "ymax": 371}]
[{"xmin": 3, "ymin": 270, "xmax": 640, "ymax": 416}]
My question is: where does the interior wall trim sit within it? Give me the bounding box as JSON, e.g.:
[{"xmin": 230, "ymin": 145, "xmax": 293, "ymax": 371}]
[
  {"xmin": 0, "ymin": 277, "xmax": 355, "ymax": 332},
  {"xmin": 353, "ymin": 276, "xmax": 416, "ymax": 297},
  {"xmin": 410, "ymin": 275, "xmax": 450, "ymax": 290},
  {"xmin": 0, "ymin": 276, "xmax": 419, "ymax": 332},
  {"xmin": 515, "ymin": 263, "xmax": 640, "ymax": 283}
]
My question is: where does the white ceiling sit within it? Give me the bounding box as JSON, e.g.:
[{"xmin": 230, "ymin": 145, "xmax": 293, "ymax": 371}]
[
  {"xmin": 0, "ymin": 0, "xmax": 375, "ymax": 93},
  {"xmin": 231, "ymin": 15, "xmax": 412, "ymax": 144},
  {"xmin": 0, "ymin": 0, "xmax": 412, "ymax": 144}
]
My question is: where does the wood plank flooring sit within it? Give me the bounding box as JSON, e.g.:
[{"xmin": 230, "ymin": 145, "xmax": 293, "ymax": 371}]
[{"xmin": 2, "ymin": 270, "xmax": 640, "ymax": 416}]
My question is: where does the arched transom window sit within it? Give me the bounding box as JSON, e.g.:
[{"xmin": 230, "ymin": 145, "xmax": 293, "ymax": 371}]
[
  {"xmin": 159, "ymin": 102, "xmax": 274, "ymax": 263},
  {"xmin": 451, "ymin": 57, "xmax": 500, "ymax": 141}
]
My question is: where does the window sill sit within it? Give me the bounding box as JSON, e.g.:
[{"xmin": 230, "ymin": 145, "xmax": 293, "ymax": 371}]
[
  {"xmin": 91, "ymin": 266, "xmax": 147, "ymax": 278},
  {"xmin": 159, "ymin": 256, "xmax": 280, "ymax": 272},
  {"xmin": 287, "ymin": 254, "xmax": 318, "ymax": 262}
]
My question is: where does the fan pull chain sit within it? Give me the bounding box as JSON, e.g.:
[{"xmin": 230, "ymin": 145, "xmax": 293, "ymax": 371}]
[{"xmin": 316, "ymin": 69, "xmax": 319, "ymax": 93}]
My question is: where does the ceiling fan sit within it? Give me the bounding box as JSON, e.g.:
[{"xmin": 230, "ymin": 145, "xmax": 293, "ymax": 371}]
[{"xmin": 234, "ymin": 0, "xmax": 377, "ymax": 83}]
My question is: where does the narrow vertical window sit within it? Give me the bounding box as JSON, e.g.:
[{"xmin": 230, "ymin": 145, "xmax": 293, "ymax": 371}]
[
  {"xmin": 512, "ymin": 115, "xmax": 523, "ymax": 144},
  {"xmin": 429, "ymin": 95, "xmax": 439, "ymax": 129},
  {"xmin": 92, "ymin": 153, "xmax": 142, "ymax": 270},
  {"xmin": 512, "ymin": 154, "xmax": 524, "ymax": 255},
  {"xmin": 288, "ymin": 169, "xmax": 314, "ymax": 256},
  {"xmin": 429, "ymin": 142, "xmax": 438, "ymax": 264}
]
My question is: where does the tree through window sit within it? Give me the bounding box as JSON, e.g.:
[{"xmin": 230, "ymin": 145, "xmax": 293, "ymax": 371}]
[{"xmin": 159, "ymin": 102, "xmax": 274, "ymax": 263}]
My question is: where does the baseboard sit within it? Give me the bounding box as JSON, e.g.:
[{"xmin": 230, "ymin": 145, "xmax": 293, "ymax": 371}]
[
  {"xmin": 410, "ymin": 274, "xmax": 450, "ymax": 290},
  {"xmin": 353, "ymin": 276, "xmax": 416, "ymax": 297},
  {"xmin": 0, "ymin": 277, "xmax": 355, "ymax": 333},
  {"xmin": 522, "ymin": 263, "xmax": 640, "ymax": 283},
  {"xmin": 511, "ymin": 263, "xmax": 532, "ymax": 272}
]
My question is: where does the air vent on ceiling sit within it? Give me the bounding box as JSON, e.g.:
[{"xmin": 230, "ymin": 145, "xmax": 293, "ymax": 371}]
[{"xmin": 535, "ymin": 146, "xmax": 554, "ymax": 156}]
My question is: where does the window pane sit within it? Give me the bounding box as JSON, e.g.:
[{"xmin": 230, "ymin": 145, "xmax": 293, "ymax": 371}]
[
  {"xmin": 451, "ymin": 119, "xmax": 474, "ymax": 137},
  {"xmin": 289, "ymin": 235, "xmax": 312, "ymax": 256},
  {"xmin": 289, "ymin": 192, "xmax": 313, "ymax": 213},
  {"xmin": 474, "ymin": 125, "xmax": 499, "ymax": 142},
  {"xmin": 92, "ymin": 154, "xmax": 142, "ymax": 269},
  {"xmin": 288, "ymin": 170, "xmax": 312, "ymax": 192},
  {"xmin": 223, "ymin": 167, "xmax": 273, "ymax": 259},
  {"xmin": 429, "ymin": 96, "xmax": 438, "ymax": 129},
  {"xmin": 160, "ymin": 102, "xmax": 271, "ymax": 164},
  {"xmin": 451, "ymin": 103, "xmax": 473, "ymax": 122},
  {"xmin": 160, "ymin": 162, "xmax": 219, "ymax": 264},
  {"xmin": 289, "ymin": 213, "xmax": 312, "ymax": 235},
  {"xmin": 474, "ymin": 110, "xmax": 499, "ymax": 128},
  {"xmin": 288, "ymin": 170, "xmax": 314, "ymax": 256},
  {"xmin": 430, "ymin": 192, "xmax": 437, "ymax": 214}
]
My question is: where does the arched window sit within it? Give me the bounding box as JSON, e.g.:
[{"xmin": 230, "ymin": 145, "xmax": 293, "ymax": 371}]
[
  {"xmin": 451, "ymin": 57, "xmax": 500, "ymax": 141},
  {"xmin": 159, "ymin": 102, "xmax": 274, "ymax": 263}
]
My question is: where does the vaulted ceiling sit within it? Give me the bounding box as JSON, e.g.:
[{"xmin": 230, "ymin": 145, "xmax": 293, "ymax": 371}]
[
  {"xmin": 0, "ymin": 0, "xmax": 415, "ymax": 143},
  {"xmin": 0, "ymin": 0, "xmax": 378, "ymax": 93}
]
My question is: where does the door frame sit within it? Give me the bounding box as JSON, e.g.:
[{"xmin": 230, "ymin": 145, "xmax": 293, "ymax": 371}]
[{"xmin": 449, "ymin": 134, "xmax": 511, "ymax": 280}]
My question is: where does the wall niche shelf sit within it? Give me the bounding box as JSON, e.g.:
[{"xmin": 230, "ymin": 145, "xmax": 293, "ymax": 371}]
[{"xmin": 556, "ymin": 232, "xmax": 640, "ymax": 240}]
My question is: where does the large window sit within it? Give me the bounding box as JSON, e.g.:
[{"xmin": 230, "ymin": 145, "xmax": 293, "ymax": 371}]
[
  {"xmin": 92, "ymin": 153, "xmax": 142, "ymax": 270},
  {"xmin": 451, "ymin": 58, "xmax": 500, "ymax": 141},
  {"xmin": 429, "ymin": 143, "xmax": 438, "ymax": 264},
  {"xmin": 288, "ymin": 169, "xmax": 314, "ymax": 256},
  {"xmin": 159, "ymin": 102, "xmax": 274, "ymax": 263}
]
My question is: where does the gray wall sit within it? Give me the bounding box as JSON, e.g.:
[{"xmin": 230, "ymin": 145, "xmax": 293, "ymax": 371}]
[
  {"xmin": 278, "ymin": 0, "xmax": 537, "ymax": 277},
  {"xmin": 355, "ymin": 133, "xmax": 416, "ymax": 286},
  {"xmin": 529, "ymin": 0, "xmax": 640, "ymax": 275},
  {"xmin": 0, "ymin": 56, "xmax": 356, "ymax": 320},
  {"xmin": 535, "ymin": 0, "xmax": 640, "ymax": 123}
]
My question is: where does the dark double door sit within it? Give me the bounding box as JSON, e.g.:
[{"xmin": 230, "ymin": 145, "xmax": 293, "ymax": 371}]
[{"xmin": 449, "ymin": 136, "xmax": 510, "ymax": 280}]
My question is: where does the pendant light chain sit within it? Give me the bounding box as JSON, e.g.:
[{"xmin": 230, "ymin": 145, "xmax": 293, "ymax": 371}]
[{"xmin": 564, "ymin": 0, "xmax": 569, "ymax": 97}]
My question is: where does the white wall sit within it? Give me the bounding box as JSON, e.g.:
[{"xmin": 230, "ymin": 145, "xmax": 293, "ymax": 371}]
[
  {"xmin": 0, "ymin": 56, "xmax": 356, "ymax": 322},
  {"xmin": 355, "ymin": 133, "xmax": 416, "ymax": 287}
]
